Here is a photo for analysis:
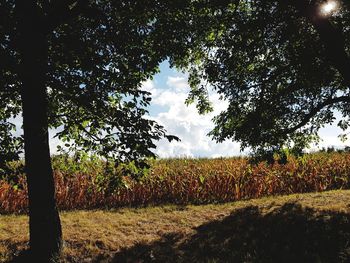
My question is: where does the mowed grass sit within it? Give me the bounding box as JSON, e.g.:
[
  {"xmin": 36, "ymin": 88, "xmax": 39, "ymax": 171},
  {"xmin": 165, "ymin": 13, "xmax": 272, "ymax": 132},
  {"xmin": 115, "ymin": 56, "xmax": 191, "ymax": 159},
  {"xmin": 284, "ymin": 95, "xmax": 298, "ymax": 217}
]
[{"xmin": 1, "ymin": 190, "xmax": 350, "ymax": 262}]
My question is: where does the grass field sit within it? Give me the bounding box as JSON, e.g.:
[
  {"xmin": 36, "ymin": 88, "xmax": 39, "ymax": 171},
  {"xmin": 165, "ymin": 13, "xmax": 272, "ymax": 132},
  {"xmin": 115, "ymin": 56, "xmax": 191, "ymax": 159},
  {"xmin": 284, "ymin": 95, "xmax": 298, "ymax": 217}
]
[{"xmin": 2, "ymin": 189, "xmax": 350, "ymax": 262}]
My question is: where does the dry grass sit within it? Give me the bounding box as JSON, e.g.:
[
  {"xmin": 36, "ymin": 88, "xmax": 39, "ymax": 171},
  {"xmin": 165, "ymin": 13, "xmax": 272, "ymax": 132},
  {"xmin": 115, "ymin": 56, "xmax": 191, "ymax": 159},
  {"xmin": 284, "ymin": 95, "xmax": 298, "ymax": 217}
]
[{"xmin": 2, "ymin": 189, "xmax": 350, "ymax": 262}]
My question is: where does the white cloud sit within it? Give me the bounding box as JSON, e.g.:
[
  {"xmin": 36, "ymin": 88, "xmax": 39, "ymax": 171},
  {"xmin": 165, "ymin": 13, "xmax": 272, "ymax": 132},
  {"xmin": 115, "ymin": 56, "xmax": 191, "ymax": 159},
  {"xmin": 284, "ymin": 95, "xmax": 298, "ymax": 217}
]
[
  {"xmin": 146, "ymin": 75, "xmax": 245, "ymax": 158},
  {"xmin": 141, "ymin": 79, "xmax": 158, "ymax": 97},
  {"xmin": 309, "ymin": 118, "xmax": 350, "ymax": 151},
  {"xmin": 146, "ymin": 72, "xmax": 350, "ymax": 158},
  {"xmin": 8, "ymin": 115, "xmax": 23, "ymax": 137},
  {"xmin": 9, "ymin": 73, "xmax": 350, "ymax": 160},
  {"xmin": 166, "ymin": 76, "xmax": 189, "ymax": 92}
]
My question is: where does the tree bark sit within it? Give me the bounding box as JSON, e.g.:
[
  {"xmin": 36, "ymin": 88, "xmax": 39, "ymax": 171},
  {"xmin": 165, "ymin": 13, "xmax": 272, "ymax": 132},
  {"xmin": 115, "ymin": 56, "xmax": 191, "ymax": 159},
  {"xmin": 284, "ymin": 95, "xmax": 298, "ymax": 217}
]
[{"xmin": 16, "ymin": 1, "xmax": 63, "ymax": 261}]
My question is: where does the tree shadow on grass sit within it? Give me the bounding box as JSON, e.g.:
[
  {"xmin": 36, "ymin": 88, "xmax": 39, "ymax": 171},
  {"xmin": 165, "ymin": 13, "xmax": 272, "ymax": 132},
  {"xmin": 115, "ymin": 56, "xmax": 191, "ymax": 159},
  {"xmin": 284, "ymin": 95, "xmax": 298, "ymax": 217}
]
[{"xmin": 112, "ymin": 202, "xmax": 350, "ymax": 263}]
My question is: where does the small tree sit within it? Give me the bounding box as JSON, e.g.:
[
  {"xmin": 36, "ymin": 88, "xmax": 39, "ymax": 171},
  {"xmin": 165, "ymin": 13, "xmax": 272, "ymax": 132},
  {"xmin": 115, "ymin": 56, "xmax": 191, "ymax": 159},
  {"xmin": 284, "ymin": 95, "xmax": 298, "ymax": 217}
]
[
  {"xmin": 179, "ymin": 0, "xmax": 350, "ymax": 154},
  {"xmin": 0, "ymin": 0, "xmax": 190, "ymax": 260}
]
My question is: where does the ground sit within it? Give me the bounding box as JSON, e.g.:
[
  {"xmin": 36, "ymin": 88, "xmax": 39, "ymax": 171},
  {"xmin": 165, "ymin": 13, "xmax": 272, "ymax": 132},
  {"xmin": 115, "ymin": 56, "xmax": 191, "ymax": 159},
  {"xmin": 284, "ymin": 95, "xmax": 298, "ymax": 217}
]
[{"xmin": 1, "ymin": 190, "xmax": 350, "ymax": 262}]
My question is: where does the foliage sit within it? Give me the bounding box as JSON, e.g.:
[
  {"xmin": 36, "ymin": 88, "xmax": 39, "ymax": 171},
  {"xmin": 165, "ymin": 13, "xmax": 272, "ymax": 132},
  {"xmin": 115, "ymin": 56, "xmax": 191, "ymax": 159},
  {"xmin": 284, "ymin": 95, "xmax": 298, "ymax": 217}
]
[
  {"xmin": 176, "ymin": 0, "xmax": 350, "ymax": 153},
  {"xmin": 2, "ymin": 152, "xmax": 350, "ymax": 213},
  {"xmin": 250, "ymin": 146, "xmax": 304, "ymax": 165},
  {"xmin": 0, "ymin": 0, "xmax": 196, "ymax": 168},
  {"xmin": 0, "ymin": 160, "xmax": 24, "ymax": 187}
]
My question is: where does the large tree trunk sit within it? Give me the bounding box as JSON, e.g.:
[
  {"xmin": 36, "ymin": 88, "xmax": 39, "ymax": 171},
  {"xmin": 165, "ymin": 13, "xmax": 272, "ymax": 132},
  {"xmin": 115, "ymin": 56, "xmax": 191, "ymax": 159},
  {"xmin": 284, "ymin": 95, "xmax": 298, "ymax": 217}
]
[{"xmin": 16, "ymin": 1, "xmax": 63, "ymax": 261}]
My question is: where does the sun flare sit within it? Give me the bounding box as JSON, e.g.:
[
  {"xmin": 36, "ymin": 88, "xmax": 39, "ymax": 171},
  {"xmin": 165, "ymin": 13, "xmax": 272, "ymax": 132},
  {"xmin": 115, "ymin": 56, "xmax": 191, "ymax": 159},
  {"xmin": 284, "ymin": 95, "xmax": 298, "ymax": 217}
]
[{"xmin": 321, "ymin": 1, "xmax": 338, "ymax": 15}]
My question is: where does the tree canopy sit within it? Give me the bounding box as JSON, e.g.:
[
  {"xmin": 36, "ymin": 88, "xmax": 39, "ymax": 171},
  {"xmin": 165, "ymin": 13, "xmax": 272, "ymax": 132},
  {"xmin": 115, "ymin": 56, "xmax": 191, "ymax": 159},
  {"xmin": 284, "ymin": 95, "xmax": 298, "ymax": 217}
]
[
  {"xmin": 0, "ymin": 0, "xmax": 196, "ymax": 167},
  {"xmin": 3, "ymin": 0, "xmax": 350, "ymax": 260},
  {"xmin": 180, "ymin": 0, "xmax": 350, "ymax": 153},
  {"xmin": 0, "ymin": 0, "xmax": 196, "ymax": 260}
]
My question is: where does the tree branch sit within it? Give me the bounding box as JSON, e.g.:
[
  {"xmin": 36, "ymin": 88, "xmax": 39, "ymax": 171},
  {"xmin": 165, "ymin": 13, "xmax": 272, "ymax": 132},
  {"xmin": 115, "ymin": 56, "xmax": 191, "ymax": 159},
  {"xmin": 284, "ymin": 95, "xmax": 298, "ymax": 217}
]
[
  {"xmin": 44, "ymin": 0, "xmax": 89, "ymax": 34},
  {"xmin": 283, "ymin": 95, "xmax": 350, "ymax": 134},
  {"xmin": 288, "ymin": 0, "xmax": 350, "ymax": 87}
]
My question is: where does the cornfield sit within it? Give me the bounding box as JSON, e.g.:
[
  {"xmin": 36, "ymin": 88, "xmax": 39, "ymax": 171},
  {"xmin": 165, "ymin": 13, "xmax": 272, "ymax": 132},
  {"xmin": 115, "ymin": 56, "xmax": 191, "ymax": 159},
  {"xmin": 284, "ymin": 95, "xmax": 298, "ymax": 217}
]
[{"xmin": 1, "ymin": 152, "xmax": 350, "ymax": 214}]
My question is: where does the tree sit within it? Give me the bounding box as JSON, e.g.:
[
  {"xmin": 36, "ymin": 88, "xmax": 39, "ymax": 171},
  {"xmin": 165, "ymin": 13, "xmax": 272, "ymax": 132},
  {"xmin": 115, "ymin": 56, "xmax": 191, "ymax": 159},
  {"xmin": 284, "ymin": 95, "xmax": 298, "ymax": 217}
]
[
  {"xmin": 179, "ymin": 0, "xmax": 350, "ymax": 154},
  {"xmin": 0, "ymin": 0, "xmax": 190, "ymax": 260}
]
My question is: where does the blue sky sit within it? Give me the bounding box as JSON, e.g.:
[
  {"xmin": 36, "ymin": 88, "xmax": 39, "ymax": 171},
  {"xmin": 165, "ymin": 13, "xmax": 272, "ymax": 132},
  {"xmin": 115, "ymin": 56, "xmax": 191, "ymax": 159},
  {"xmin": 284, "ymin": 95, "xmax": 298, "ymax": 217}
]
[
  {"xmin": 142, "ymin": 61, "xmax": 244, "ymax": 158},
  {"xmin": 11, "ymin": 61, "xmax": 350, "ymax": 158},
  {"xmin": 142, "ymin": 61, "xmax": 350, "ymax": 158}
]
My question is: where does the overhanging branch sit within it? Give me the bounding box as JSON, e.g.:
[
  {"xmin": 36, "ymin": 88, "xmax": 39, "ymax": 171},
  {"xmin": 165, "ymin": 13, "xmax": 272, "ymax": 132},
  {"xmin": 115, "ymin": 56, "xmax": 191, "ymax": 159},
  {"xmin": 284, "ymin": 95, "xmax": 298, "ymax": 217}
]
[{"xmin": 283, "ymin": 95, "xmax": 350, "ymax": 134}]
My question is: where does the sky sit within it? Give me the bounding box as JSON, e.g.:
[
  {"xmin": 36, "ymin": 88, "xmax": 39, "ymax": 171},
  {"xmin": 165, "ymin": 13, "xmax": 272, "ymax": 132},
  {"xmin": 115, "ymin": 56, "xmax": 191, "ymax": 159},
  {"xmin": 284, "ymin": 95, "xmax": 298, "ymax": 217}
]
[
  {"xmin": 10, "ymin": 61, "xmax": 350, "ymax": 158},
  {"xmin": 141, "ymin": 61, "xmax": 244, "ymax": 158},
  {"xmin": 140, "ymin": 61, "xmax": 350, "ymax": 158}
]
